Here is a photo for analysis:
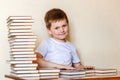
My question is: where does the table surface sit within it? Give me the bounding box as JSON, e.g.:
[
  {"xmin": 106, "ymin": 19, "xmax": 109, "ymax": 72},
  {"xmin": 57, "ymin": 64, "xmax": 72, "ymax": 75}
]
[{"xmin": 5, "ymin": 74, "xmax": 120, "ymax": 80}]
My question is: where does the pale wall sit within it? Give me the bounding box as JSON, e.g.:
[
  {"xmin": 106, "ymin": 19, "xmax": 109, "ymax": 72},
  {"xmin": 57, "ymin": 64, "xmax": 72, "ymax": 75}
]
[{"xmin": 0, "ymin": 0, "xmax": 120, "ymax": 79}]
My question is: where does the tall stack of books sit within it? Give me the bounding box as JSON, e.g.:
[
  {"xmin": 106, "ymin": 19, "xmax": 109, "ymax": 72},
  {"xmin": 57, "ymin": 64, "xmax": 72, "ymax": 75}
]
[
  {"xmin": 38, "ymin": 68, "xmax": 60, "ymax": 79},
  {"xmin": 7, "ymin": 16, "xmax": 39, "ymax": 80}
]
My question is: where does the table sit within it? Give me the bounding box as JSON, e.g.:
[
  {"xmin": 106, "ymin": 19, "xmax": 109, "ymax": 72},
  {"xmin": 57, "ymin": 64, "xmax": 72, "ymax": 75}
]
[{"xmin": 5, "ymin": 74, "xmax": 120, "ymax": 80}]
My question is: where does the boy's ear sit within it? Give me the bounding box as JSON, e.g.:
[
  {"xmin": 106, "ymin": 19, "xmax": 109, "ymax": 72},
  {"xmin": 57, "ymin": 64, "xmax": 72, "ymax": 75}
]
[{"xmin": 47, "ymin": 29, "xmax": 52, "ymax": 34}]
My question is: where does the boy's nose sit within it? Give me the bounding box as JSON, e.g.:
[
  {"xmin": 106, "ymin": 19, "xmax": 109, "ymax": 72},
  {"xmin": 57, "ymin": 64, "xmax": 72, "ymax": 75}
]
[{"xmin": 60, "ymin": 27, "xmax": 64, "ymax": 32}]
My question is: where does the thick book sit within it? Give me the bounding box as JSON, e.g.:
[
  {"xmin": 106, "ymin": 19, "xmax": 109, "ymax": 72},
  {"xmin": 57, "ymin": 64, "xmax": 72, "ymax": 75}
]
[
  {"xmin": 10, "ymin": 45, "xmax": 36, "ymax": 49},
  {"xmin": 7, "ymin": 19, "xmax": 34, "ymax": 23},
  {"xmin": 9, "ymin": 60, "xmax": 33, "ymax": 64},
  {"xmin": 40, "ymin": 75, "xmax": 59, "ymax": 79},
  {"xmin": 7, "ymin": 16, "xmax": 32, "ymax": 21},
  {"xmin": 39, "ymin": 72, "xmax": 59, "ymax": 76},
  {"xmin": 11, "ymin": 70, "xmax": 38, "ymax": 74},
  {"xmin": 13, "ymin": 63, "xmax": 38, "ymax": 67},
  {"xmin": 95, "ymin": 68, "xmax": 117, "ymax": 73},
  {"xmin": 10, "ymin": 51, "xmax": 34, "ymax": 55},
  {"xmin": 11, "ymin": 57, "xmax": 36, "ymax": 61},
  {"xmin": 60, "ymin": 69, "xmax": 85, "ymax": 75},
  {"xmin": 9, "ymin": 35, "xmax": 37, "ymax": 39},
  {"xmin": 11, "ymin": 54, "xmax": 36, "ymax": 58},
  {"xmin": 8, "ymin": 26, "xmax": 32, "ymax": 29},
  {"xmin": 8, "ymin": 32, "xmax": 34, "ymax": 36},
  {"xmin": 9, "ymin": 29, "xmax": 32, "ymax": 33},
  {"xmin": 38, "ymin": 68, "xmax": 60, "ymax": 73},
  {"xmin": 9, "ymin": 38, "xmax": 36, "ymax": 42},
  {"xmin": 8, "ymin": 22, "xmax": 33, "ymax": 26},
  {"xmin": 10, "ymin": 73, "xmax": 39, "ymax": 77},
  {"xmin": 10, "ymin": 48, "xmax": 34, "ymax": 52},
  {"xmin": 10, "ymin": 41, "xmax": 36, "ymax": 45},
  {"xmin": 11, "ymin": 67, "xmax": 37, "ymax": 71}
]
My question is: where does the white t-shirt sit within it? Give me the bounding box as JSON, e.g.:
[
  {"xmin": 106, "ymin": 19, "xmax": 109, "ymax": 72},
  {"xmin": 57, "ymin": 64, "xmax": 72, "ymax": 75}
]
[{"xmin": 37, "ymin": 38, "xmax": 80, "ymax": 66}]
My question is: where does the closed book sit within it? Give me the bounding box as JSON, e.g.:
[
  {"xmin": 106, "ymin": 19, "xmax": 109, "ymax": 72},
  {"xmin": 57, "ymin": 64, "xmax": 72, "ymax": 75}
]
[
  {"xmin": 10, "ymin": 48, "xmax": 34, "ymax": 52},
  {"xmin": 8, "ymin": 26, "xmax": 32, "ymax": 29},
  {"xmin": 10, "ymin": 45, "xmax": 35, "ymax": 48},
  {"xmin": 10, "ymin": 51, "xmax": 34, "ymax": 55},
  {"xmin": 13, "ymin": 63, "xmax": 38, "ymax": 67},
  {"xmin": 9, "ymin": 38, "xmax": 36, "ymax": 42},
  {"xmin": 11, "ymin": 54, "xmax": 36, "ymax": 58},
  {"xmin": 11, "ymin": 67, "xmax": 37, "ymax": 70},
  {"xmin": 8, "ymin": 19, "xmax": 34, "ymax": 23},
  {"xmin": 9, "ymin": 29, "xmax": 32, "ymax": 33},
  {"xmin": 11, "ymin": 70, "xmax": 38, "ymax": 74},
  {"xmin": 38, "ymin": 68, "xmax": 60, "ymax": 73},
  {"xmin": 11, "ymin": 57, "xmax": 36, "ymax": 61},
  {"xmin": 40, "ymin": 75, "xmax": 59, "ymax": 79},
  {"xmin": 95, "ymin": 69, "xmax": 117, "ymax": 73},
  {"xmin": 9, "ymin": 35, "xmax": 37, "ymax": 39},
  {"xmin": 8, "ymin": 32, "xmax": 34, "ymax": 36},
  {"xmin": 10, "ymin": 41, "xmax": 36, "ymax": 45},
  {"xmin": 7, "ymin": 16, "xmax": 32, "ymax": 21},
  {"xmin": 95, "ymin": 72, "xmax": 117, "ymax": 76},
  {"xmin": 60, "ymin": 69, "xmax": 85, "ymax": 75},
  {"xmin": 9, "ymin": 60, "xmax": 33, "ymax": 64},
  {"xmin": 8, "ymin": 22, "xmax": 33, "ymax": 26},
  {"xmin": 39, "ymin": 72, "xmax": 59, "ymax": 76},
  {"xmin": 10, "ymin": 73, "xmax": 39, "ymax": 77}
]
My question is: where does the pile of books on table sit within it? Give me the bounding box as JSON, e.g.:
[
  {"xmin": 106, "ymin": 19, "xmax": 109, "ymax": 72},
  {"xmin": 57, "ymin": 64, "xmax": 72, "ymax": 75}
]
[
  {"xmin": 7, "ymin": 16, "xmax": 40, "ymax": 80},
  {"xmin": 38, "ymin": 68, "xmax": 60, "ymax": 79},
  {"xmin": 60, "ymin": 68, "xmax": 117, "ymax": 78}
]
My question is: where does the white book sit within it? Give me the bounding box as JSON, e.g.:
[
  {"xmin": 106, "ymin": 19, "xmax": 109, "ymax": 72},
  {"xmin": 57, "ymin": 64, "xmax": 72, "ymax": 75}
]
[
  {"xmin": 9, "ymin": 35, "xmax": 37, "ymax": 39},
  {"xmin": 10, "ymin": 45, "xmax": 36, "ymax": 48},
  {"xmin": 95, "ymin": 69, "xmax": 117, "ymax": 73},
  {"xmin": 9, "ymin": 39, "xmax": 36, "ymax": 43},
  {"xmin": 8, "ymin": 19, "xmax": 34, "ymax": 23},
  {"xmin": 8, "ymin": 22, "xmax": 33, "ymax": 26},
  {"xmin": 7, "ymin": 16, "xmax": 32, "ymax": 21},
  {"xmin": 11, "ymin": 70, "xmax": 38, "ymax": 74},
  {"xmin": 8, "ymin": 32, "xmax": 34, "ymax": 36},
  {"xmin": 9, "ymin": 60, "xmax": 33, "ymax": 64},
  {"xmin": 9, "ymin": 29, "xmax": 32, "ymax": 33},
  {"xmin": 10, "ymin": 51, "xmax": 34, "ymax": 55},
  {"xmin": 14, "ymin": 63, "xmax": 38, "ymax": 67},
  {"xmin": 10, "ymin": 41, "xmax": 36, "ymax": 45},
  {"xmin": 20, "ymin": 76, "xmax": 40, "ymax": 80},
  {"xmin": 60, "ymin": 70, "xmax": 85, "ymax": 75},
  {"xmin": 39, "ymin": 73, "xmax": 59, "ymax": 76},
  {"xmin": 12, "ymin": 67, "xmax": 37, "ymax": 70},
  {"xmin": 11, "ymin": 54, "xmax": 36, "ymax": 58},
  {"xmin": 40, "ymin": 75, "xmax": 59, "ymax": 79},
  {"xmin": 11, "ymin": 73, "xmax": 39, "ymax": 77},
  {"xmin": 38, "ymin": 68, "xmax": 60, "ymax": 73},
  {"xmin": 11, "ymin": 48, "xmax": 34, "ymax": 52},
  {"xmin": 11, "ymin": 57, "xmax": 36, "ymax": 61},
  {"xmin": 8, "ymin": 26, "xmax": 32, "ymax": 29}
]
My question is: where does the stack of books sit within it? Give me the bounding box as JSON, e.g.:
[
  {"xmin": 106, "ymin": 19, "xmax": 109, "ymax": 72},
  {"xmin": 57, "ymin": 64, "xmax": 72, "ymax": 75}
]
[
  {"xmin": 38, "ymin": 68, "xmax": 60, "ymax": 79},
  {"xmin": 94, "ymin": 68, "xmax": 117, "ymax": 76},
  {"xmin": 60, "ymin": 69, "xmax": 85, "ymax": 78},
  {"xmin": 7, "ymin": 16, "xmax": 39, "ymax": 80},
  {"xmin": 60, "ymin": 68, "xmax": 117, "ymax": 78}
]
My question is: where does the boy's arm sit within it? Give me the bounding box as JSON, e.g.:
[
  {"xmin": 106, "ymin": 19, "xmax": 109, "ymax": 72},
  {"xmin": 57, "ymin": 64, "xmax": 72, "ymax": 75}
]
[
  {"xmin": 73, "ymin": 62, "xmax": 94, "ymax": 70},
  {"xmin": 35, "ymin": 52, "xmax": 75, "ymax": 70}
]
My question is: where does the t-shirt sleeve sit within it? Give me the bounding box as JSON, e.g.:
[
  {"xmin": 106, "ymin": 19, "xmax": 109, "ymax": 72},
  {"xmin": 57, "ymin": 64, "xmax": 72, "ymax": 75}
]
[
  {"xmin": 37, "ymin": 40, "xmax": 48, "ymax": 57},
  {"xmin": 69, "ymin": 43, "xmax": 80, "ymax": 63}
]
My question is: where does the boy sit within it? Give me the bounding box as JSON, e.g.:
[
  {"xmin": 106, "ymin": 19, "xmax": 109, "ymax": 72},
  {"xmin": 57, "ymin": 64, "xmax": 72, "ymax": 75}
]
[{"xmin": 36, "ymin": 8, "xmax": 94, "ymax": 70}]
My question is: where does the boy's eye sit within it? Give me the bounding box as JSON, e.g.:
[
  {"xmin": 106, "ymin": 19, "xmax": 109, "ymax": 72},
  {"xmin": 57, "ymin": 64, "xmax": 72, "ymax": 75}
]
[
  {"xmin": 55, "ymin": 27, "xmax": 59, "ymax": 29},
  {"xmin": 63, "ymin": 25, "xmax": 66, "ymax": 27}
]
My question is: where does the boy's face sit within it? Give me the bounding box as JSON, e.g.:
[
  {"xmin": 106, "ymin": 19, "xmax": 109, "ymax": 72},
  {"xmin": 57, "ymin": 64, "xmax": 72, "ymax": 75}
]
[{"xmin": 47, "ymin": 19, "xmax": 69, "ymax": 42}]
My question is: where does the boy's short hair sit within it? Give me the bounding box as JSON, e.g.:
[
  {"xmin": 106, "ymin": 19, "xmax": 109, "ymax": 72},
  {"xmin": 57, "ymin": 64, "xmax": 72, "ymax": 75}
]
[{"xmin": 44, "ymin": 8, "xmax": 69, "ymax": 29}]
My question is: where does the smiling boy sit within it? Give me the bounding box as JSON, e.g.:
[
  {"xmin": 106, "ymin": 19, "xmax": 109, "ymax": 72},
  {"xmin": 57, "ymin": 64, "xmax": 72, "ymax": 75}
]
[{"xmin": 36, "ymin": 8, "xmax": 94, "ymax": 70}]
